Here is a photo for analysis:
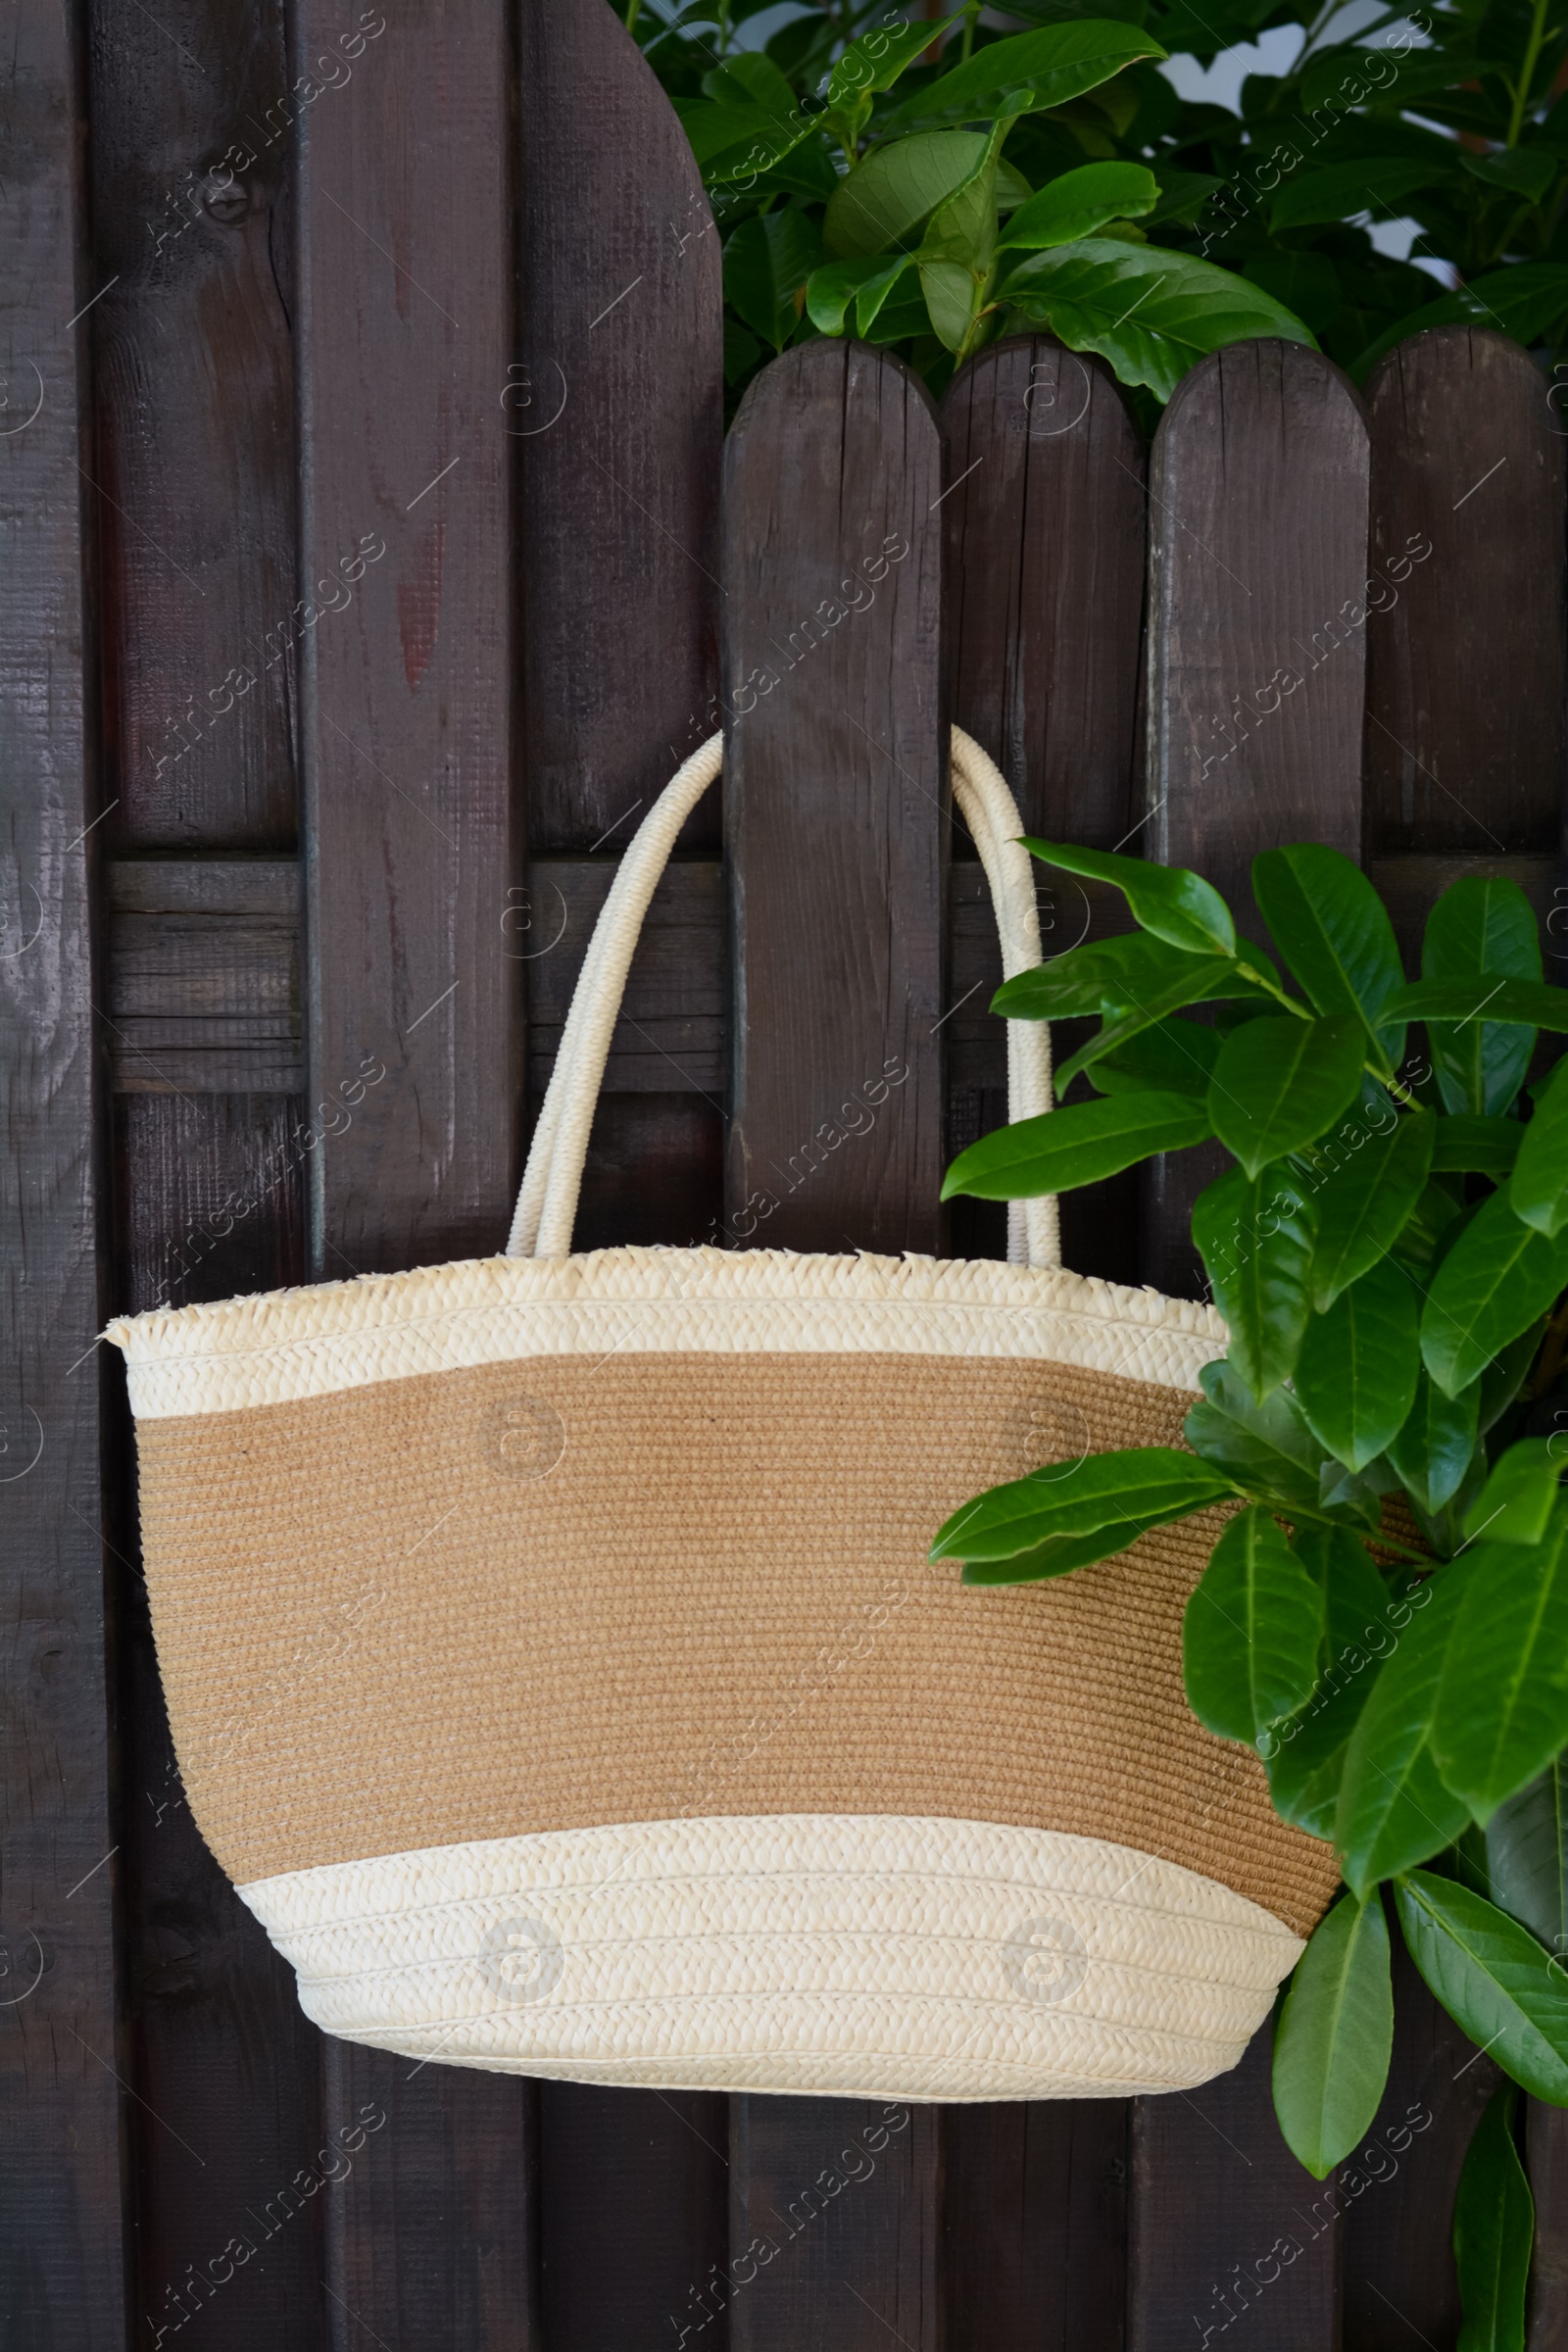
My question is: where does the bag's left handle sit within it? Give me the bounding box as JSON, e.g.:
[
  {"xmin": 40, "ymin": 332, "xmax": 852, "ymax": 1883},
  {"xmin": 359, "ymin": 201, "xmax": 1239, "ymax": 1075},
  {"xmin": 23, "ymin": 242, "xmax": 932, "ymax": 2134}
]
[{"xmin": 508, "ymin": 728, "xmax": 1058, "ymax": 1267}]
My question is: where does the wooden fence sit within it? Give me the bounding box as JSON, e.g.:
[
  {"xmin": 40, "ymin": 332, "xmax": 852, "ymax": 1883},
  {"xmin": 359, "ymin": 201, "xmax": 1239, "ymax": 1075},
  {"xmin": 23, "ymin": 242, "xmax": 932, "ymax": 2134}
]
[{"xmin": 4, "ymin": 0, "xmax": 1567, "ymax": 2343}]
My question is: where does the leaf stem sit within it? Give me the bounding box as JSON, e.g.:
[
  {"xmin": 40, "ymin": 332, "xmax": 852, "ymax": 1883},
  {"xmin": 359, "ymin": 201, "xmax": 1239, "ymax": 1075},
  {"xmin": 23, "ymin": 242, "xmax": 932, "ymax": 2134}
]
[
  {"xmin": 961, "ymin": 0, "xmax": 981, "ymax": 61},
  {"xmin": 623, "ymin": 0, "xmax": 641, "ymax": 27},
  {"xmin": 1508, "ymin": 0, "xmax": 1552, "ymax": 145}
]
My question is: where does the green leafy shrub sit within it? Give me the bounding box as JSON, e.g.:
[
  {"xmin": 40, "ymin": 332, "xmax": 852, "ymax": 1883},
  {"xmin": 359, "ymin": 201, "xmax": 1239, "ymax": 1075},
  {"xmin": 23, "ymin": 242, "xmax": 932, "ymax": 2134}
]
[
  {"xmin": 628, "ymin": 1, "xmax": 1568, "ymax": 416},
  {"xmin": 937, "ymin": 839, "xmax": 1568, "ymax": 2315}
]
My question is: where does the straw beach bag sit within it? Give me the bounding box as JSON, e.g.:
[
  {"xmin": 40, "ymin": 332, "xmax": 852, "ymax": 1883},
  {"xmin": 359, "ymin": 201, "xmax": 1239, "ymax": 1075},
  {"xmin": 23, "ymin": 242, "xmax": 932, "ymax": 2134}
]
[{"xmin": 109, "ymin": 728, "xmax": 1340, "ymax": 2102}]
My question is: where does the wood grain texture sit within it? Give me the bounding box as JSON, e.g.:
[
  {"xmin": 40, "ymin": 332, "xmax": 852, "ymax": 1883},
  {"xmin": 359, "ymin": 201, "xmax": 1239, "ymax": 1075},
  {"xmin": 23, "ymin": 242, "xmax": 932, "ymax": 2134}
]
[
  {"xmin": 1142, "ymin": 339, "xmax": 1369, "ymax": 1301},
  {"xmin": 537, "ymin": 2083, "xmax": 728, "ymax": 2348},
  {"xmin": 518, "ymin": 0, "xmax": 723, "ymax": 851},
  {"xmin": 1130, "ymin": 2026, "xmax": 1339, "ymax": 2351},
  {"xmin": 1363, "ymin": 327, "xmax": 1567, "ymax": 858},
  {"xmin": 942, "ymin": 334, "xmax": 1144, "ymax": 852},
  {"xmin": 1135, "ymin": 339, "xmax": 1369, "ymax": 2351},
  {"xmin": 0, "ymin": 3, "xmax": 125, "ymax": 2340},
  {"xmin": 944, "ymin": 2100, "xmax": 1127, "ymax": 2352},
  {"xmin": 723, "ymin": 338, "xmax": 946, "ymax": 1259},
  {"xmin": 108, "ymin": 863, "xmax": 301, "ymax": 1093},
  {"xmin": 1342, "ymin": 1930, "xmax": 1497, "ymax": 2351},
  {"xmin": 295, "ymin": 1, "xmax": 534, "ymax": 2338},
  {"xmin": 89, "ymin": 0, "xmax": 297, "ymax": 848},
  {"xmin": 86, "ymin": 7, "xmax": 329, "ymax": 2330},
  {"xmin": 322, "ymin": 2038, "xmax": 539, "ymax": 2350},
  {"xmin": 730, "ymin": 2100, "xmax": 943, "ymax": 2352},
  {"xmin": 722, "ymin": 337, "xmax": 945, "ymax": 2351},
  {"xmin": 297, "ymin": 0, "xmax": 521, "ymax": 1279}
]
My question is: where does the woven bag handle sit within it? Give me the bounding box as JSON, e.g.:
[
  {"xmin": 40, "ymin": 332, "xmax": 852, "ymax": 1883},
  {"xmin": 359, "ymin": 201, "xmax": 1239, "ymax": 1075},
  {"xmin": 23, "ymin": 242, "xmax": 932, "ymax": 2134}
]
[{"xmin": 506, "ymin": 726, "xmax": 1059, "ymax": 1268}]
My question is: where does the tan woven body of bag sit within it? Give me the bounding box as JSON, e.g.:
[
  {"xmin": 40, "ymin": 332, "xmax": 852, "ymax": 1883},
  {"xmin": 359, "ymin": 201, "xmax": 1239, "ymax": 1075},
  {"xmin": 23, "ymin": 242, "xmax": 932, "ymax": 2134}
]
[{"xmin": 109, "ymin": 729, "xmax": 1340, "ymax": 2103}]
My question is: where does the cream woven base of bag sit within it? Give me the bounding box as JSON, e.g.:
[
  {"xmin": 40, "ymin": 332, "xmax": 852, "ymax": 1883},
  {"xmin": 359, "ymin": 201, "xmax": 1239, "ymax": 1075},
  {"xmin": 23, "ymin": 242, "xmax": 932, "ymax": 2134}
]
[{"xmin": 110, "ymin": 730, "xmax": 1340, "ymax": 2102}]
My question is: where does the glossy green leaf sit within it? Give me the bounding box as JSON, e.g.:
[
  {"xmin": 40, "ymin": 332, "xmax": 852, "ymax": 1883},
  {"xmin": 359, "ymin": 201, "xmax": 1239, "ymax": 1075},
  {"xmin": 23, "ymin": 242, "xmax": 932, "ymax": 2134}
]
[
  {"xmin": 930, "ymin": 1445, "xmax": 1234, "ymax": 1563},
  {"xmin": 1387, "ymin": 1369, "xmax": 1481, "ymax": 1518},
  {"xmin": 998, "ymin": 160, "xmax": 1159, "ymax": 249},
  {"xmin": 1419, "ymin": 875, "xmax": 1544, "ymax": 1116},
  {"xmin": 822, "ymin": 128, "xmax": 1004, "ymax": 259},
  {"xmin": 991, "ymin": 930, "xmax": 1230, "ymax": 1022},
  {"xmin": 1434, "ymin": 1524, "xmax": 1568, "ymax": 1822},
  {"xmin": 1388, "ymin": 979, "xmax": 1568, "ymax": 1037},
  {"xmin": 1004, "ymin": 238, "xmax": 1315, "ymax": 404},
  {"xmin": 1251, "ymin": 843, "xmax": 1407, "ymax": 1066},
  {"xmin": 1055, "ymin": 964, "xmax": 1272, "ymax": 1091},
  {"xmin": 1208, "ymin": 1015, "xmax": 1367, "ymax": 1180},
  {"xmin": 1184, "ymin": 1356, "xmax": 1322, "ymax": 1511},
  {"xmin": 722, "ymin": 209, "xmax": 820, "ymax": 351},
  {"xmin": 1485, "ymin": 1760, "xmax": 1568, "ymax": 1951},
  {"xmin": 882, "ymin": 21, "xmax": 1164, "ymax": 132},
  {"xmin": 823, "ymin": 12, "xmax": 965, "ymax": 107},
  {"xmin": 1087, "ymin": 1015, "xmax": 1221, "ymax": 1098},
  {"xmin": 1272, "ymin": 1891, "xmax": 1395, "ymax": 2180},
  {"xmin": 960, "ymin": 1524, "xmax": 1148, "ymax": 1584},
  {"xmin": 917, "ymin": 119, "xmax": 1007, "ymax": 351},
  {"xmin": 1434, "ymin": 1117, "xmax": 1524, "ymax": 1178},
  {"xmin": 1295, "ymin": 1257, "xmax": 1422, "ymax": 1474},
  {"xmin": 1480, "ymin": 1317, "xmax": 1550, "ymax": 1436},
  {"xmin": 1183, "ymin": 1504, "xmax": 1324, "ymax": 1744},
  {"xmin": 1395, "ymin": 1870, "xmax": 1568, "ymax": 2104},
  {"xmin": 1269, "ymin": 156, "xmax": 1447, "ymax": 232},
  {"xmin": 1017, "ymin": 839, "xmax": 1236, "ymax": 956},
  {"xmin": 1337, "ymin": 1564, "xmax": 1474, "ymax": 1897},
  {"xmin": 1263, "ymin": 1529, "xmax": 1401, "ymax": 1838},
  {"xmin": 1193, "ymin": 1161, "xmax": 1316, "ymax": 1400},
  {"xmin": 1463, "ymin": 1441, "xmax": 1563, "ymax": 1548},
  {"xmin": 1309, "ymin": 1109, "xmax": 1436, "ymax": 1309},
  {"xmin": 1511, "ymin": 1056, "xmax": 1568, "ymax": 1238},
  {"xmin": 1453, "ymin": 2082, "xmax": 1533, "ymax": 2352},
  {"xmin": 805, "ymin": 254, "xmax": 912, "ymax": 335},
  {"xmin": 941, "ymin": 1091, "xmax": 1212, "ymax": 1201},
  {"xmin": 1420, "ymin": 1191, "xmax": 1568, "ymax": 1399}
]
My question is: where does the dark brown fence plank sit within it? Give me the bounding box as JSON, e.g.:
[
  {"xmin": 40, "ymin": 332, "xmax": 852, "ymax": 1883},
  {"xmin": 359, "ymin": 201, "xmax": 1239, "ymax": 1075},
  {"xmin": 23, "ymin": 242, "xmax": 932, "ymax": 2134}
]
[
  {"xmin": 92, "ymin": 0, "xmax": 297, "ymax": 850},
  {"xmin": 296, "ymin": 0, "xmax": 532, "ymax": 2339},
  {"xmin": 87, "ymin": 1, "xmax": 330, "ymax": 2337},
  {"xmin": 944, "ymin": 2100, "xmax": 1127, "ymax": 2352},
  {"xmin": 0, "ymin": 4, "xmax": 125, "ymax": 2341},
  {"xmin": 1363, "ymin": 326, "xmax": 1566, "ymax": 859},
  {"xmin": 537, "ymin": 2083, "xmax": 728, "ymax": 2346},
  {"xmin": 1142, "ymin": 336, "xmax": 1369, "ymax": 1300},
  {"xmin": 722, "ymin": 336, "xmax": 945, "ymax": 2350},
  {"xmin": 1361, "ymin": 323, "xmax": 1568, "ymax": 2352},
  {"xmin": 519, "ymin": 0, "xmax": 723, "ymax": 852},
  {"xmin": 1132, "ymin": 338, "xmax": 1370, "ymax": 2352},
  {"xmin": 942, "ymin": 333, "xmax": 1144, "ymax": 853},
  {"xmin": 724, "ymin": 337, "xmax": 946, "ymax": 1262},
  {"xmin": 937, "ymin": 332, "xmax": 1142, "ymax": 2344}
]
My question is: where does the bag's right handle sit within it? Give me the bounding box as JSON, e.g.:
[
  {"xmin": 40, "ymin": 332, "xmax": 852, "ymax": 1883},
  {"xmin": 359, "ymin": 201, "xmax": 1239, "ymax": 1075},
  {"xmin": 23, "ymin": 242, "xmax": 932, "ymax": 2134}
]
[{"xmin": 508, "ymin": 726, "xmax": 1059, "ymax": 1269}]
